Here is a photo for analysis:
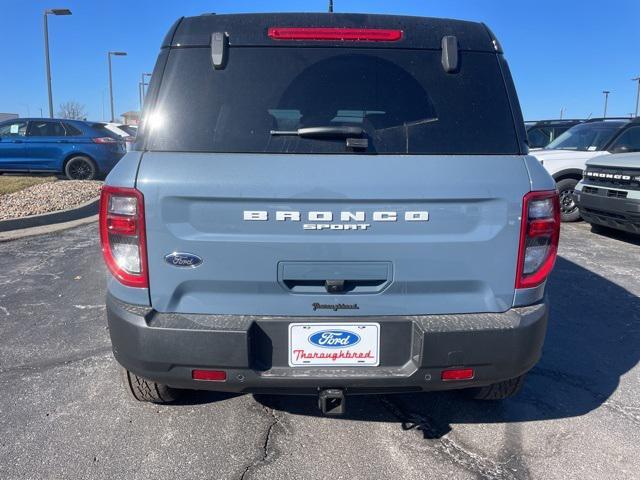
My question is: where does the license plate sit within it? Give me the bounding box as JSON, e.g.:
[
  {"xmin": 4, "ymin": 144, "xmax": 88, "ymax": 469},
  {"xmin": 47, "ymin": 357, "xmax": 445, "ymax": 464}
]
[{"xmin": 288, "ymin": 323, "xmax": 380, "ymax": 367}]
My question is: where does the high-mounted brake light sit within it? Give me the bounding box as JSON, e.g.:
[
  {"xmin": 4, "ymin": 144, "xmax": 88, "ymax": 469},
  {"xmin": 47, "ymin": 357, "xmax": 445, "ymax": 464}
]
[
  {"xmin": 99, "ymin": 185, "xmax": 148, "ymax": 288},
  {"xmin": 515, "ymin": 190, "xmax": 560, "ymax": 289},
  {"xmin": 268, "ymin": 27, "xmax": 403, "ymax": 42}
]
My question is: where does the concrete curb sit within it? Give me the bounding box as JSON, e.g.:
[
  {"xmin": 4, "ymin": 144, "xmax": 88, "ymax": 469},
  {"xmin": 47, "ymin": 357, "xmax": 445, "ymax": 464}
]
[
  {"xmin": 0, "ymin": 197, "xmax": 99, "ymax": 233},
  {"xmin": 0, "ymin": 197, "xmax": 99, "ymax": 242}
]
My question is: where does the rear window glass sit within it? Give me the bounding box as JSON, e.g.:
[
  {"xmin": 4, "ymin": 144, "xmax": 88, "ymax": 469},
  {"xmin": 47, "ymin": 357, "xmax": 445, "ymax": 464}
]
[
  {"xmin": 63, "ymin": 123, "xmax": 83, "ymax": 136},
  {"xmin": 144, "ymin": 47, "xmax": 519, "ymax": 154}
]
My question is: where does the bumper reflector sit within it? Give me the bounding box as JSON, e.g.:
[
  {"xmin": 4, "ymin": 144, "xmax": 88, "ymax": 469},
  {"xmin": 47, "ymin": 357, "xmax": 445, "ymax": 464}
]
[
  {"xmin": 192, "ymin": 369, "xmax": 227, "ymax": 382},
  {"xmin": 441, "ymin": 368, "xmax": 474, "ymax": 381}
]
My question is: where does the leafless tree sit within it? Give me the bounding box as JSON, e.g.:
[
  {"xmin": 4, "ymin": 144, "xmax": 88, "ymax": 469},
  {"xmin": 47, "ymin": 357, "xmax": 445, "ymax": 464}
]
[{"xmin": 57, "ymin": 101, "xmax": 87, "ymax": 120}]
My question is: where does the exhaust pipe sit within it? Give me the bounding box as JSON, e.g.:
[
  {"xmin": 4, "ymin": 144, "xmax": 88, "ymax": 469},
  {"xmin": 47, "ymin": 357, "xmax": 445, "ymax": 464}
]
[{"xmin": 318, "ymin": 388, "xmax": 346, "ymax": 415}]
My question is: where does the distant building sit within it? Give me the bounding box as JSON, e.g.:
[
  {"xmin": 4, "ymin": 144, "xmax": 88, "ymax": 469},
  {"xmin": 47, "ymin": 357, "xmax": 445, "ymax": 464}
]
[
  {"xmin": 121, "ymin": 111, "xmax": 141, "ymax": 126},
  {"xmin": 0, "ymin": 113, "xmax": 19, "ymax": 122}
]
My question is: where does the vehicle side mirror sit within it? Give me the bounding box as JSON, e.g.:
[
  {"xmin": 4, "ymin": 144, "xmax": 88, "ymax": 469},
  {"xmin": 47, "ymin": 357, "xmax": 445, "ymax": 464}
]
[{"xmin": 610, "ymin": 145, "xmax": 629, "ymax": 153}]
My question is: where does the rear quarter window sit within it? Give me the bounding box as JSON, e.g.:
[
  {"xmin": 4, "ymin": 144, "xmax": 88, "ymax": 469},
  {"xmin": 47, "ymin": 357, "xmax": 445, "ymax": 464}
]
[
  {"xmin": 143, "ymin": 47, "xmax": 520, "ymax": 155},
  {"xmin": 63, "ymin": 123, "xmax": 83, "ymax": 136}
]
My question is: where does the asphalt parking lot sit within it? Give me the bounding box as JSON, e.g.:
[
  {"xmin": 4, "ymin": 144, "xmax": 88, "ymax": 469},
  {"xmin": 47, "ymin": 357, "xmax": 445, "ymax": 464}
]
[{"xmin": 0, "ymin": 222, "xmax": 638, "ymax": 480}]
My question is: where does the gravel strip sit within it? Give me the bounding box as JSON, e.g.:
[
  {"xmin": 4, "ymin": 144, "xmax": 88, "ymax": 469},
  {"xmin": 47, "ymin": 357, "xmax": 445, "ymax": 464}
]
[{"xmin": 0, "ymin": 180, "xmax": 102, "ymax": 220}]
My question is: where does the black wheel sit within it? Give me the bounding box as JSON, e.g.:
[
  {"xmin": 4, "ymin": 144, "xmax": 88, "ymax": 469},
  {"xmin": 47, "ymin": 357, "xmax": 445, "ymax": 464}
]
[
  {"xmin": 121, "ymin": 368, "xmax": 182, "ymax": 404},
  {"xmin": 64, "ymin": 155, "xmax": 97, "ymax": 180},
  {"xmin": 556, "ymin": 178, "xmax": 581, "ymax": 222},
  {"xmin": 466, "ymin": 374, "xmax": 526, "ymax": 400}
]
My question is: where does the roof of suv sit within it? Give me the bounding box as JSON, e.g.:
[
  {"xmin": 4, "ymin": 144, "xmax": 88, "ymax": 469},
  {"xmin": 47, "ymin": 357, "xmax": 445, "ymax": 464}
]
[
  {"xmin": 526, "ymin": 119, "xmax": 583, "ymax": 125},
  {"xmin": 0, "ymin": 117, "xmax": 87, "ymax": 124},
  {"xmin": 163, "ymin": 13, "xmax": 500, "ymax": 52}
]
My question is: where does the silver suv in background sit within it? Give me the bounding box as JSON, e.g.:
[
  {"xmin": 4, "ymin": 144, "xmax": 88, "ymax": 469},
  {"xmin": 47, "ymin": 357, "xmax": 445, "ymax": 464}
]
[
  {"xmin": 575, "ymin": 152, "xmax": 640, "ymax": 234},
  {"xmin": 533, "ymin": 118, "xmax": 640, "ymax": 222}
]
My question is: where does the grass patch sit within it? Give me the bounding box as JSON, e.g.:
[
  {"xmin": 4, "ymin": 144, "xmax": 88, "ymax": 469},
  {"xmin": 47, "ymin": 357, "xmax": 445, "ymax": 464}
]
[{"xmin": 0, "ymin": 175, "xmax": 57, "ymax": 196}]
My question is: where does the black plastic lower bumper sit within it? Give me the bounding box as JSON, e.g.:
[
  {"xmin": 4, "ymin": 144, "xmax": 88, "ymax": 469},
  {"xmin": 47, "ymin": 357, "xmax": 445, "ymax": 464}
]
[
  {"xmin": 106, "ymin": 294, "xmax": 548, "ymax": 395},
  {"xmin": 575, "ymin": 189, "xmax": 640, "ymax": 234}
]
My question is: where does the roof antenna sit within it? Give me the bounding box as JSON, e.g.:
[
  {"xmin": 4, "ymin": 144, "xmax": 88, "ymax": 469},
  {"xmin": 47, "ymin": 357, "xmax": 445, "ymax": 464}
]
[{"xmin": 328, "ymin": 0, "xmax": 334, "ymax": 13}]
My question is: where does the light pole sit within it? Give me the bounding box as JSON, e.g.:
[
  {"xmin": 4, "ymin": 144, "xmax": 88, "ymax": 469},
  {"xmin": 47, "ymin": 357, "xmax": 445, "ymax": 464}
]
[
  {"xmin": 108, "ymin": 51, "xmax": 127, "ymax": 122},
  {"xmin": 632, "ymin": 77, "xmax": 640, "ymax": 118},
  {"xmin": 43, "ymin": 8, "xmax": 72, "ymax": 118},
  {"xmin": 139, "ymin": 72, "xmax": 152, "ymax": 109},
  {"xmin": 602, "ymin": 90, "xmax": 610, "ymax": 118}
]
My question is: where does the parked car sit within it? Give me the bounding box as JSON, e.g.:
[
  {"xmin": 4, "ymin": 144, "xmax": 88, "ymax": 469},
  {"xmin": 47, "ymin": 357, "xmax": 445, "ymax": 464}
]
[
  {"xmin": 0, "ymin": 118, "xmax": 126, "ymax": 180},
  {"xmin": 532, "ymin": 117, "xmax": 640, "ymax": 221},
  {"xmin": 574, "ymin": 152, "xmax": 640, "ymax": 234},
  {"xmin": 101, "ymin": 13, "xmax": 559, "ymax": 413},
  {"xmin": 105, "ymin": 123, "xmax": 136, "ymax": 151},
  {"xmin": 526, "ymin": 119, "xmax": 583, "ymax": 149},
  {"xmin": 117, "ymin": 124, "xmax": 138, "ymax": 137}
]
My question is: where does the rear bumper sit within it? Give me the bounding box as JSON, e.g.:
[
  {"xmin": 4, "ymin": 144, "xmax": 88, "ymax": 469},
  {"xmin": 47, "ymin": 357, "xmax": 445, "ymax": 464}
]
[
  {"xmin": 574, "ymin": 189, "xmax": 640, "ymax": 234},
  {"xmin": 107, "ymin": 294, "xmax": 549, "ymax": 395}
]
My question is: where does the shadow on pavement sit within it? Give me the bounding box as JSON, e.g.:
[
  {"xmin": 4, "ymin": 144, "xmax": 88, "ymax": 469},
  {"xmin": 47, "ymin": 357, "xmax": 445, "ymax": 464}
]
[
  {"xmin": 253, "ymin": 256, "xmax": 640, "ymax": 437},
  {"xmin": 590, "ymin": 224, "xmax": 640, "ymax": 246}
]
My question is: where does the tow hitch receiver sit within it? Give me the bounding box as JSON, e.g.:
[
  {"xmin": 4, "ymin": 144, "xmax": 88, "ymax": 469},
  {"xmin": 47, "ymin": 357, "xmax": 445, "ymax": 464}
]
[{"xmin": 318, "ymin": 389, "xmax": 346, "ymax": 415}]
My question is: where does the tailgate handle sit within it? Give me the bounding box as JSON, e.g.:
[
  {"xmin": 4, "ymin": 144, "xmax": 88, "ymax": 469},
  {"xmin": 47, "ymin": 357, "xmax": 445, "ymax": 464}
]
[{"xmin": 278, "ymin": 262, "xmax": 392, "ymax": 294}]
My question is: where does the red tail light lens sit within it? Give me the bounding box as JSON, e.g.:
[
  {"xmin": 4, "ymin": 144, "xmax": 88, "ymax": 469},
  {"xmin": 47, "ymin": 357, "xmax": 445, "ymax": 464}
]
[
  {"xmin": 99, "ymin": 185, "xmax": 148, "ymax": 288},
  {"xmin": 268, "ymin": 27, "xmax": 403, "ymax": 42},
  {"xmin": 92, "ymin": 137, "xmax": 118, "ymax": 144},
  {"xmin": 516, "ymin": 190, "xmax": 560, "ymax": 289}
]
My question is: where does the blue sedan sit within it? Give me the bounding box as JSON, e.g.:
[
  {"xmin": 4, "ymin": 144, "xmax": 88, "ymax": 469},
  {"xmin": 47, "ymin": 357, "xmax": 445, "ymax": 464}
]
[{"xmin": 0, "ymin": 118, "xmax": 127, "ymax": 180}]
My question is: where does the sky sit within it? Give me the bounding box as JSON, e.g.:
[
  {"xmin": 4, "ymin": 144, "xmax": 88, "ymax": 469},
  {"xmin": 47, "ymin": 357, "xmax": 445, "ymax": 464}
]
[{"xmin": 1, "ymin": 0, "xmax": 639, "ymax": 121}]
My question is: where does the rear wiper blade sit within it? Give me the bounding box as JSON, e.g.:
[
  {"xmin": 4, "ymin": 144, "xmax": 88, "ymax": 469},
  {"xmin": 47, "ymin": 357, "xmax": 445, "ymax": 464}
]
[{"xmin": 270, "ymin": 126, "xmax": 363, "ymax": 138}]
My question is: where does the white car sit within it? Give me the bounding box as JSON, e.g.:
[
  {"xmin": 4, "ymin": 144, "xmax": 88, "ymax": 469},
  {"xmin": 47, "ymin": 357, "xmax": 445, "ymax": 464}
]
[
  {"xmin": 533, "ymin": 118, "xmax": 640, "ymax": 221},
  {"xmin": 104, "ymin": 123, "xmax": 136, "ymax": 151}
]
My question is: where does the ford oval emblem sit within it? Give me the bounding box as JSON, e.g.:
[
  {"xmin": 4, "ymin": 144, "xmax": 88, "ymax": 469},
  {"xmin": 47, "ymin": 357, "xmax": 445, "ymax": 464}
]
[
  {"xmin": 164, "ymin": 252, "xmax": 203, "ymax": 268},
  {"xmin": 308, "ymin": 330, "xmax": 360, "ymax": 349}
]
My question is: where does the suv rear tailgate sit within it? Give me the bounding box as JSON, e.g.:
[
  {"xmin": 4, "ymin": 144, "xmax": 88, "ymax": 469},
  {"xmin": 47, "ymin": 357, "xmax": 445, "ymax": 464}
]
[{"xmin": 137, "ymin": 153, "xmax": 529, "ymax": 316}]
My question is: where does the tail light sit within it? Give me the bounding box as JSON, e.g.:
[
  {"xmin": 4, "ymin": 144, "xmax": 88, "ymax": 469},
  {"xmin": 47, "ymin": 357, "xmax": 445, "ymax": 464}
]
[
  {"xmin": 93, "ymin": 137, "xmax": 118, "ymax": 144},
  {"xmin": 515, "ymin": 190, "xmax": 560, "ymax": 289},
  {"xmin": 268, "ymin": 27, "xmax": 403, "ymax": 42},
  {"xmin": 99, "ymin": 185, "xmax": 148, "ymax": 288}
]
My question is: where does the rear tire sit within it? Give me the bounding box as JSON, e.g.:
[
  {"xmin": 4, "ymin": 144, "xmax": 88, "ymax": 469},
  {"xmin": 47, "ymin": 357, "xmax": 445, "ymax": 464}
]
[
  {"xmin": 121, "ymin": 368, "xmax": 182, "ymax": 404},
  {"xmin": 64, "ymin": 155, "xmax": 97, "ymax": 180},
  {"xmin": 466, "ymin": 374, "xmax": 526, "ymax": 400},
  {"xmin": 556, "ymin": 178, "xmax": 581, "ymax": 222}
]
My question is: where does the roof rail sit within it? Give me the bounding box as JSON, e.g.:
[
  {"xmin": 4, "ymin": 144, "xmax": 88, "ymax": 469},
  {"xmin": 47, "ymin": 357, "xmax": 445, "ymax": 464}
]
[
  {"xmin": 585, "ymin": 117, "xmax": 632, "ymax": 122},
  {"xmin": 528, "ymin": 119, "xmax": 584, "ymax": 123}
]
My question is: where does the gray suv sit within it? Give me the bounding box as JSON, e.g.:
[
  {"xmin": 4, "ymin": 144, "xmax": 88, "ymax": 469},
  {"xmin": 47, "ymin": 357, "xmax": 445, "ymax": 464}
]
[{"xmin": 100, "ymin": 13, "xmax": 559, "ymax": 414}]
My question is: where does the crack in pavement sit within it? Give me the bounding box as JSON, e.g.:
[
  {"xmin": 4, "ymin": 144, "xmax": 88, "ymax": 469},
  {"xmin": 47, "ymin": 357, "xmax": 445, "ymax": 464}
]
[
  {"xmin": 379, "ymin": 397, "xmax": 528, "ymax": 480},
  {"xmin": 238, "ymin": 405, "xmax": 283, "ymax": 480}
]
